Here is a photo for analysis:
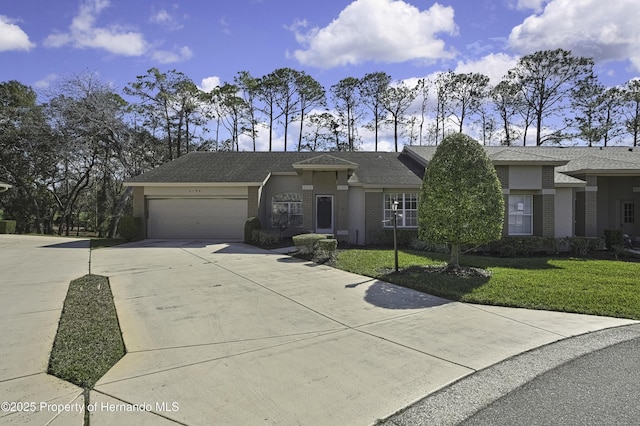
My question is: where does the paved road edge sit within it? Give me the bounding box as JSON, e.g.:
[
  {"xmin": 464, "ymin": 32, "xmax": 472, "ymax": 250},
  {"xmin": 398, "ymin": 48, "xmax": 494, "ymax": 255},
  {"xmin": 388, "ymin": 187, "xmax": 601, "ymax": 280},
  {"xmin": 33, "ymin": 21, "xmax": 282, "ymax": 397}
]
[{"xmin": 378, "ymin": 322, "xmax": 640, "ymax": 426}]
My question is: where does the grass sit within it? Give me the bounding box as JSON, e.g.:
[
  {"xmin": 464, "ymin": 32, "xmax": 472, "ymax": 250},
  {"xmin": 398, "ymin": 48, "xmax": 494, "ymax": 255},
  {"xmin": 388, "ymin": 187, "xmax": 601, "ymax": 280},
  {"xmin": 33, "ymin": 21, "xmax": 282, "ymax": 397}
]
[
  {"xmin": 48, "ymin": 274, "xmax": 125, "ymax": 388},
  {"xmin": 335, "ymin": 249, "xmax": 640, "ymax": 320}
]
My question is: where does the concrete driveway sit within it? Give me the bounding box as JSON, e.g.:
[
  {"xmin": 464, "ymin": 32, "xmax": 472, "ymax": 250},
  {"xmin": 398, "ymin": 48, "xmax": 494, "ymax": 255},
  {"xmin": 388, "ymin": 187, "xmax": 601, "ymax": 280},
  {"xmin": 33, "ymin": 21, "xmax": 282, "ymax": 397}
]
[
  {"xmin": 0, "ymin": 235, "xmax": 88, "ymax": 425},
  {"xmin": 1, "ymin": 236, "xmax": 637, "ymax": 425}
]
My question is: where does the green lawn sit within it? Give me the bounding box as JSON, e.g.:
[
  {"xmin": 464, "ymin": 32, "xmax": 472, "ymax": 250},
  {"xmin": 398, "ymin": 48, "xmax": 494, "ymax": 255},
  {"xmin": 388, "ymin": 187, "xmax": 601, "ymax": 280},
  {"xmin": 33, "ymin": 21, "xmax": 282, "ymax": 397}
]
[
  {"xmin": 335, "ymin": 249, "xmax": 640, "ymax": 320},
  {"xmin": 48, "ymin": 274, "xmax": 125, "ymax": 389}
]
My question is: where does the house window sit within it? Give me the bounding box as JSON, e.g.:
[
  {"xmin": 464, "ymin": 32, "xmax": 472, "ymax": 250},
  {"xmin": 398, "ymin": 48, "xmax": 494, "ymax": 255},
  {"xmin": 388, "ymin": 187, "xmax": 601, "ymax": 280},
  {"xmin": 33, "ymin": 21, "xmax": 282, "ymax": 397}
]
[
  {"xmin": 272, "ymin": 193, "xmax": 303, "ymax": 228},
  {"xmin": 623, "ymin": 202, "xmax": 635, "ymax": 224},
  {"xmin": 508, "ymin": 195, "xmax": 533, "ymax": 235},
  {"xmin": 384, "ymin": 193, "xmax": 418, "ymax": 228}
]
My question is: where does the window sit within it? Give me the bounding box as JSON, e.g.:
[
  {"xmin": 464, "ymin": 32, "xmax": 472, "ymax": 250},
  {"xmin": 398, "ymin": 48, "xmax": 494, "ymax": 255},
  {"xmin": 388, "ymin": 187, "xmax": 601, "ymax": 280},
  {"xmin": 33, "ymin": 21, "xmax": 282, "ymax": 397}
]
[
  {"xmin": 623, "ymin": 202, "xmax": 635, "ymax": 224},
  {"xmin": 508, "ymin": 195, "xmax": 533, "ymax": 235},
  {"xmin": 272, "ymin": 193, "xmax": 303, "ymax": 228},
  {"xmin": 384, "ymin": 193, "xmax": 418, "ymax": 228}
]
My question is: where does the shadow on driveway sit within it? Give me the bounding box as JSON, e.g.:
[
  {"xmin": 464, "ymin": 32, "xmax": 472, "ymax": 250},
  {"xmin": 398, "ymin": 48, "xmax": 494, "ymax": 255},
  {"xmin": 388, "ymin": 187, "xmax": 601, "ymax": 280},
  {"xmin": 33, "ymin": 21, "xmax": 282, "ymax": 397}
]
[
  {"xmin": 41, "ymin": 240, "xmax": 90, "ymax": 249},
  {"xmin": 363, "ymin": 281, "xmax": 451, "ymax": 310}
]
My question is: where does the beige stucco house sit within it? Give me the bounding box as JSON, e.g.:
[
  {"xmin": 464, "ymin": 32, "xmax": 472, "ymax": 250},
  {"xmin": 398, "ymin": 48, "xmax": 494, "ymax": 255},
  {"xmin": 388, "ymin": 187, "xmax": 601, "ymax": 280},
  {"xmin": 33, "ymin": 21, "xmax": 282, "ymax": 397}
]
[{"xmin": 125, "ymin": 146, "xmax": 640, "ymax": 244}]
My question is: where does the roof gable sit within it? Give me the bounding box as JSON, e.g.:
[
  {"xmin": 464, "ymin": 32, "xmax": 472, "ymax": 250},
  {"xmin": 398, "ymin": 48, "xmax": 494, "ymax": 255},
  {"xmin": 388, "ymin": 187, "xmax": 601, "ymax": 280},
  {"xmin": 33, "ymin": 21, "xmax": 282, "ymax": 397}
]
[{"xmin": 293, "ymin": 154, "xmax": 359, "ymax": 170}]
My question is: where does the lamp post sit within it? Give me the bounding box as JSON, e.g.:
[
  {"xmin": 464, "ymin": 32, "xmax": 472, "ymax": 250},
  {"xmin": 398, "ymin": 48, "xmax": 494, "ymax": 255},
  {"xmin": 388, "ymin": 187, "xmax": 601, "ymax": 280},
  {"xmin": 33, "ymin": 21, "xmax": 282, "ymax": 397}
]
[{"xmin": 392, "ymin": 199, "xmax": 399, "ymax": 272}]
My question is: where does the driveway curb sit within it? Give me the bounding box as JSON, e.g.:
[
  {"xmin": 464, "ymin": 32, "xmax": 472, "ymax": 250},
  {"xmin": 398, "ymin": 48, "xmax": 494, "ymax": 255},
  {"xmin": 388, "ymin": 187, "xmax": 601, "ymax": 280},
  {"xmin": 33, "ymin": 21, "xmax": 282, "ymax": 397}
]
[{"xmin": 379, "ymin": 323, "xmax": 640, "ymax": 426}]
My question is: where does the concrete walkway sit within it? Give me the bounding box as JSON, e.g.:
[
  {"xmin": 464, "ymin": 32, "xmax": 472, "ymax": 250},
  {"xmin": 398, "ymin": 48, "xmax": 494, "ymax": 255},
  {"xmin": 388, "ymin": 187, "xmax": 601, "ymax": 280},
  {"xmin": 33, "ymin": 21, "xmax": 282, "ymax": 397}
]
[{"xmin": 1, "ymin": 236, "xmax": 637, "ymax": 425}]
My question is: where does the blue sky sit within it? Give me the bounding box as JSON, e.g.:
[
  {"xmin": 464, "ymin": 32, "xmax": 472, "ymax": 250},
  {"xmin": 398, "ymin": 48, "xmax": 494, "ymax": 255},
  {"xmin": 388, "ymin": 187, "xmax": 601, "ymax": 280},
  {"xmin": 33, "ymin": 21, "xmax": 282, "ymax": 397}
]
[
  {"xmin": 2, "ymin": 0, "xmax": 639, "ymax": 91},
  {"xmin": 1, "ymin": 0, "xmax": 640, "ymax": 149}
]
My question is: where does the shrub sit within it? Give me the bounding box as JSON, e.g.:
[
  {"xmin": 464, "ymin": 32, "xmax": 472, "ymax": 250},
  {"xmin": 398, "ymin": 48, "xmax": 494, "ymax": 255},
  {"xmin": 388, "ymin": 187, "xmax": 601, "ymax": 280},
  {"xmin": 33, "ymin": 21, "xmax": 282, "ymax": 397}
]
[
  {"xmin": 409, "ymin": 238, "xmax": 449, "ymax": 253},
  {"xmin": 314, "ymin": 238, "xmax": 338, "ymax": 263},
  {"xmin": 499, "ymin": 244, "xmax": 516, "ymax": 257},
  {"xmin": 565, "ymin": 236, "xmax": 605, "ymax": 256},
  {"xmin": 244, "ymin": 217, "xmax": 262, "ymax": 244},
  {"xmin": 419, "ymin": 133, "xmax": 504, "ymax": 267},
  {"xmin": 317, "ymin": 238, "xmax": 338, "ymax": 253},
  {"xmin": 604, "ymin": 229, "xmax": 624, "ymax": 250},
  {"xmin": 117, "ymin": 216, "xmax": 142, "ymax": 241},
  {"xmin": 292, "ymin": 233, "xmax": 328, "ymax": 255},
  {"xmin": 368, "ymin": 229, "xmax": 418, "ymax": 246},
  {"xmin": 0, "ymin": 220, "xmax": 16, "ymax": 234},
  {"xmin": 251, "ymin": 229, "xmax": 281, "ymax": 247}
]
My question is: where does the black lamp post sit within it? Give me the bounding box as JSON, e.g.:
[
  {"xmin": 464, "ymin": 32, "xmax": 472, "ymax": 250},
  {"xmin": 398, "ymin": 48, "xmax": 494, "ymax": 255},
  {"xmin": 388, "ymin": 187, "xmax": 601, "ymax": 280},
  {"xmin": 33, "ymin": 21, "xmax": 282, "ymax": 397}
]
[{"xmin": 392, "ymin": 199, "xmax": 399, "ymax": 272}]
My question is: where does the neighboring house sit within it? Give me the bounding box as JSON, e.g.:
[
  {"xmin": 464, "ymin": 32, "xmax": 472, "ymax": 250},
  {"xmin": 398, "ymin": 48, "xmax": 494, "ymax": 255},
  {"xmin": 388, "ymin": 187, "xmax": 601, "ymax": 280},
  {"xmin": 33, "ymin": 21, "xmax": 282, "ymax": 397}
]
[
  {"xmin": 125, "ymin": 146, "xmax": 640, "ymax": 243},
  {"xmin": 0, "ymin": 181, "xmax": 12, "ymax": 193}
]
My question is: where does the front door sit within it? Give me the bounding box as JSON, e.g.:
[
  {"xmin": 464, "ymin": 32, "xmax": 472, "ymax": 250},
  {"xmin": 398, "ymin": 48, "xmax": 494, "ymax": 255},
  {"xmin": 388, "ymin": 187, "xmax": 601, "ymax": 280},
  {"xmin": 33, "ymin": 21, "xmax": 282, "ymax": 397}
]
[
  {"xmin": 621, "ymin": 200, "xmax": 636, "ymax": 235},
  {"xmin": 316, "ymin": 195, "xmax": 333, "ymax": 234}
]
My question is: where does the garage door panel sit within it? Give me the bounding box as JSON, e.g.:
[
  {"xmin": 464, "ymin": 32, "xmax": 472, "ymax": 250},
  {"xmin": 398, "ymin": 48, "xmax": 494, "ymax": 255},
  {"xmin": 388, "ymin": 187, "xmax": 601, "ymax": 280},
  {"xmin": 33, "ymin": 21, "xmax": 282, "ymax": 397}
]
[{"xmin": 147, "ymin": 198, "xmax": 247, "ymax": 239}]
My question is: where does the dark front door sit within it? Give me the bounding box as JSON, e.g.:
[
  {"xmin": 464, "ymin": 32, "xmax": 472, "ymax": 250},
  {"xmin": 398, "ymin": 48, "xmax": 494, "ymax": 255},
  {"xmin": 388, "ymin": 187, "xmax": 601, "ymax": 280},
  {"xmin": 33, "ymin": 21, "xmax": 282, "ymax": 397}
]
[{"xmin": 316, "ymin": 195, "xmax": 333, "ymax": 233}]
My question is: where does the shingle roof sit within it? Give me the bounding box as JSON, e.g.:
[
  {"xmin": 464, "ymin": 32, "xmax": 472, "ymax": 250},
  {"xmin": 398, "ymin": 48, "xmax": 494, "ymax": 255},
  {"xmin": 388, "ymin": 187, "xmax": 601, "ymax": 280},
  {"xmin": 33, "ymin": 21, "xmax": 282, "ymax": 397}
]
[
  {"xmin": 126, "ymin": 151, "xmax": 424, "ymax": 187},
  {"xmin": 405, "ymin": 145, "xmax": 640, "ymax": 177},
  {"xmin": 293, "ymin": 154, "xmax": 358, "ymax": 167}
]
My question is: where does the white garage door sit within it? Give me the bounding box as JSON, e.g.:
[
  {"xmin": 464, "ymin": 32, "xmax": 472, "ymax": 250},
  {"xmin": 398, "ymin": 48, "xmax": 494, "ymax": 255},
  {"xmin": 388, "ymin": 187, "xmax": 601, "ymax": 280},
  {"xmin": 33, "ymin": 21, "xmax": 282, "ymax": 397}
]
[{"xmin": 147, "ymin": 198, "xmax": 247, "ymax": 239}]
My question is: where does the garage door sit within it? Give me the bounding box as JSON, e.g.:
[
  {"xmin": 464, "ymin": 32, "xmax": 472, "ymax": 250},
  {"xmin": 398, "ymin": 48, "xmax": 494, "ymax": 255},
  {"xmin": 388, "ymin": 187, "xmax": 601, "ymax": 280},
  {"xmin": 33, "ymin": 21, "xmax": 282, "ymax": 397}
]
[{"xmin": 147, "ymin": 198, "xmax": 247, "ymax": 239}]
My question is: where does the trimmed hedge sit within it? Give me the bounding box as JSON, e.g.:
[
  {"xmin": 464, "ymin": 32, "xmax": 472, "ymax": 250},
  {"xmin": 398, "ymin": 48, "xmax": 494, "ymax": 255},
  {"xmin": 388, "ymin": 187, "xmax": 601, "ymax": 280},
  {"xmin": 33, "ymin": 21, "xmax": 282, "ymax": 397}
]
[
  {"xmin": 0, "ymin": 220, "xmax": 16, "ymax": 234},
  {"xmin": 604, "ymin": 229, "xmax": 624, "ymax": 249},
  {"xmin": 411, "ymin": 236, "xmax": 607, "ymax": 257},
  {"xmin": 483, "ymin": 236, "xmax": 605, "ymax": 257},
  {"xmin": 317, "ymin": 238, "xmax": 338, "ymax": 253},
  {"xmin": 368, "ymin": 229, "xmax": 418, "ymax": 247},
  {"xmin": 118, "ymin": 216, "xmax": 142, "ymax": 241},
  {"xmin": 292, "ymin": 233, "xmax": 329, "ymax": 255},
  {"xmin": 251, "ymin": 229, "xmax": 281, "ymax": 246},
  {"xmin": 244, "ymin": 217, "xmax": 262, "ymax": 244}
]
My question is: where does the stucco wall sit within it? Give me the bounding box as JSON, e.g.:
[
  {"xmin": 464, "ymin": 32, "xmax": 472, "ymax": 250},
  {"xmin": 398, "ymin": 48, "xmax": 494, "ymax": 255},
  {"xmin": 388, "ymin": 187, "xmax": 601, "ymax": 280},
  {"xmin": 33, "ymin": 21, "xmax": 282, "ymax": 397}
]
[
  {"xmin": 509, "ymin": 166, "xmax": 542, "ymax": 189},
  {"xmin": 144, "ymin": 186, "xmax": 248, "ymax": 197},
  {"xmin": 365, "ymin": 190, "xmax": 384, "ymax": 244},
  {"xmin": 348, "ymin": 187, "xmax": 366, "ymax": 245},
  {"xmin": 597, "ymin": 176, "xmax": 639, "ymax": 236},
  {"xmin": 555, "ymin": 188, "xmax": 574, "ymax": 238}
]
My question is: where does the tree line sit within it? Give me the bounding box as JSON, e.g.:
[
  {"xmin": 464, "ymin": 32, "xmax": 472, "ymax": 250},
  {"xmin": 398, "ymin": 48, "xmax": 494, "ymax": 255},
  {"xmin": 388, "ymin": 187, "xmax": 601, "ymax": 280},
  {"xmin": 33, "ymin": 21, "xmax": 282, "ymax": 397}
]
[{"xmin": 1, "ymin": 48, "xmax": 639, "ymax": 236}]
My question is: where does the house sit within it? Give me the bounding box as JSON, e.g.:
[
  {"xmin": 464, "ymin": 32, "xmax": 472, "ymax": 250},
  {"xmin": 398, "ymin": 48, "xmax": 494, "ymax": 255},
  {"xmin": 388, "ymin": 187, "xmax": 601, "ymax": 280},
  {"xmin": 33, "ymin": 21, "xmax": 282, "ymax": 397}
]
[{"xmin": 125, "ymin": 146, "xmax": 640, "ymax": 244}]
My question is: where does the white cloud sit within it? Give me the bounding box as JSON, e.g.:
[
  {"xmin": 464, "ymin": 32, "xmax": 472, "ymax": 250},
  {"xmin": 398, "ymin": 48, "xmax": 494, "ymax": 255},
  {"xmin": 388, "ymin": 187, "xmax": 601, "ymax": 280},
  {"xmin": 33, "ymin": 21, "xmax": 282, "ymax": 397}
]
[
  {"xmin": 291, "ymin": 0, "xmax": 457, "ymax": 68},
  {"xmin": 33, "ymin": 73, "xmax": 59, "ymax": 89},
  {"xmin": 509, "ymin": 0, "xmax": 640, "ymax": 70},
  {"xmin": 150, "ymin": 7, "xmax": 184, "ymax": 30},
  {"xmin": 0, "ymin": 15, "xmax": 35, "ymax": 52},
  {"xmin": 199, "ymin": 76, "xmax": 221, "ymax": 92},
  {"xmin": 454, "ymin": 53, "xmax": 519, "ymax": 85},
  {"xmin": 151, "ymin": 45, "xmax": 193, "ymax": 64},
  {"xmin": 509, "ymin": 0, "xmax": 550, "ymax": 12},
  {"xmin": 44, "ymin": 0, "xmax": 148, "ymax": 56}
]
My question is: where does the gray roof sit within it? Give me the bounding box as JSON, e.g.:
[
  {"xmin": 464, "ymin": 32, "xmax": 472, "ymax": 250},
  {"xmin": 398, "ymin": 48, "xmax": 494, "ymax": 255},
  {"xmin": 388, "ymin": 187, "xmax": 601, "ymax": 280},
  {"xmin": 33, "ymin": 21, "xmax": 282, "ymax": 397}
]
[
  {"xmin": 126, "ymin": 151, "xmax": 424, "ymax": 187},
  {"xmin": 405, "ymin": 145, "xmax": 640, "ymax": 178}
]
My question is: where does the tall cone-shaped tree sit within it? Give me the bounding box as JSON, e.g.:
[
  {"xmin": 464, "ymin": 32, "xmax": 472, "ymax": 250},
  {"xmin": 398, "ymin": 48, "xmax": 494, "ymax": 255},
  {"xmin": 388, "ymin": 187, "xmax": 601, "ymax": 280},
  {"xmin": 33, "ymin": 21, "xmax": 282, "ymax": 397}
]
[{"xmin": 419, "ymin": 133, "xmax": 504, "ymax": 268}]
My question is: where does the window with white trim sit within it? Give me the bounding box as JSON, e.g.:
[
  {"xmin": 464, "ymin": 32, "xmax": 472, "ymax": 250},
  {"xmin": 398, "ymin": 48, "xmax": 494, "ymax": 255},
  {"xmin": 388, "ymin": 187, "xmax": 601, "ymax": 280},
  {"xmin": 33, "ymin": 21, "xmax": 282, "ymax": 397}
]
[
  {"xmin": 508, "ymin": 195, "xmax": 533, "ymax": 235},
  {"xmin": 384, "ymin": 193, "xmax": 418, "ymax": 228},
  {"xmin": 272, "ymin": 193, "xmax": 303, "ymax": 228},
  {"xmin": 623, "ymin": 202, "xmax": 635, "ymax": 224}
]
